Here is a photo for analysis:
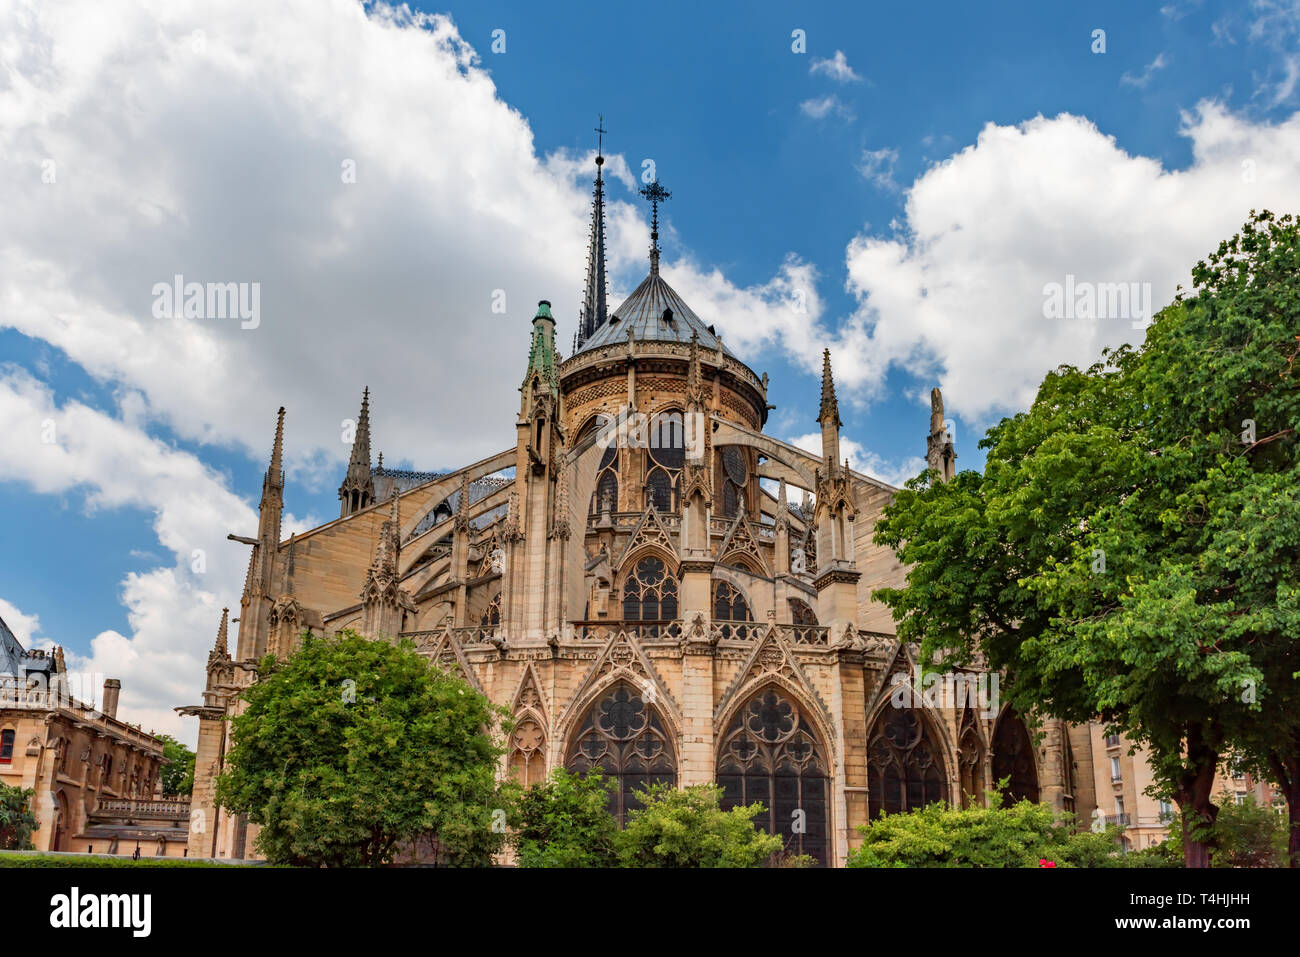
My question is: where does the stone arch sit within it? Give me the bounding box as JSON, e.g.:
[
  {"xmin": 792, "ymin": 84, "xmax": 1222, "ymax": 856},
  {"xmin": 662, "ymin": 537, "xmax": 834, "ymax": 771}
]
[
  {"xmin": 864, "ymin": 689, "xmax": 953, "ymax": 819},
  {"xmin": 991, "ymin": 706, "xmax": 1040, "ymax": 805},
  {"xmin": 956, "ymin": 704, "xmax": 988, "ymax": 808},
  {"xmin": 714, "ymin": 668, "xmax": 837, "ymax": 779},
  {"xmin": 711, "ymin": 578, "xmax": 755, "ymax": 640},
  {"xmin": 715, "ymin": 681, "xmax": 833, "ymax": 866},
  {"xmin": 563, "ymin": 679, "xmax": 678, "ymax": 824},
  {"xmin": 616, "ymin": 549, "xmax": 679, "ymax": 625}
]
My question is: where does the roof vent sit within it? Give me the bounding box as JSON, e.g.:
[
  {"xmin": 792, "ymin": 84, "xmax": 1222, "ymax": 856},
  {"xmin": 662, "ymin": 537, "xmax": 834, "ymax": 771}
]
[
  {"xmin": 707, "ymin": 324, "xmax": 716, "ymax": 335},
  {"xmin": 662, "ymin": 308, "xmax": 675, "ymax": 325},
  {"xmin": 609, "ymin": 314, "xmax": 620, "ymax": 325}
]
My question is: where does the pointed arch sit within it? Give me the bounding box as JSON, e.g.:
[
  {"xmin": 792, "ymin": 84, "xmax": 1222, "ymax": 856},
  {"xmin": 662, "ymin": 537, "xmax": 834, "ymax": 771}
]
[
  {"xmin": 619, "ymin": 552, "xmax": 678, "ymax": 627},
  {"xmin": 865, "ymin": 687, "xmax": 951, "ymax": 819},
  {"xmin": 564, "ymin": 680, "xmax": 677, "ymax": 824},
  {"xmin": 991, "ymin": 706, "xmax": 1040, "ymax": 805},
  {"xmin": 716, "ymin": 683, "xmax": 831, "ymax": 866},
  {"xmin": 956, "ymin": 704, "xmax": 987, "ymax": 808},
  {"xmin": 712, "ymin": 579, "xmax": 754, "ymax": 640}
]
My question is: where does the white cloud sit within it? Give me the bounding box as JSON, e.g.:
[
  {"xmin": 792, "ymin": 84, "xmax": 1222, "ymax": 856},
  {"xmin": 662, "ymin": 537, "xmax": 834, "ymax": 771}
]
[
  {"xmin": 858, "ymin": 147, "xmax": 900, "ymax": 191},
  {"xmin": 832, "ymin": 103, "xmax": 1300, "ymax": 422},
  {"xmin": 800, "ymin": 95, "xmax": 853, "ymax": 121},
  {"xmin": 810, "ymin": 51, "xmax": 861, "ymax": 83},
  {"xmin": 788, "ymin": 432, "xmax": 925, "ymax": 489},
  {"xmin": 0, "ymin": 598, "xmax": 48, "ymax": 649},
  {"xmin": 0, "ymin": 367, "xmax": 315, "ymax": 743},
  {"xmin": 1121, "ymin": 53, "xmax": 1169, "ymax": 88}
]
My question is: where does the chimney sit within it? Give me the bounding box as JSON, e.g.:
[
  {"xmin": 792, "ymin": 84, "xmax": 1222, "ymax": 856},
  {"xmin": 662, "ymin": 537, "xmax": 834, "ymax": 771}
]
[{"xmin": 102, "ymin": 678, "xmax": 121, "ymax": 720}]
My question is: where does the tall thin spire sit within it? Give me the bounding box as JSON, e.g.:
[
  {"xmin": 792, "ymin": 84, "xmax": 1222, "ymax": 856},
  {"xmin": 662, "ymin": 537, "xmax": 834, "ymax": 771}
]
[
  {"xmin": 339, "ymin": 388, "xmax": 376, "ymax": 517},
  {"xmin": 640, "ymin": 179, "xmax": 671, "ymax": 276},
  {"xmin": 266, "ymin": 406, "xmax": 286, "ymax": 491},
  {"xmin": 213, "ymin": 608, "xmax": 229, "ymax": 657},
  {"xmin": 818, "ymin": 349, "xmax": 842, "ymax": 428},
  {"xmin": 578, "ymin": 117, "xmax": 610, "ymax": 346}
]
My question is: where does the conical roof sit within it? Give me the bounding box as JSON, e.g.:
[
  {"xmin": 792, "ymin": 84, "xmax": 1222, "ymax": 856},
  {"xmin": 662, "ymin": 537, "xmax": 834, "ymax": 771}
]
[{"xmin": 574, "ymin": 270, "xmax": 736, "ymax": 357}]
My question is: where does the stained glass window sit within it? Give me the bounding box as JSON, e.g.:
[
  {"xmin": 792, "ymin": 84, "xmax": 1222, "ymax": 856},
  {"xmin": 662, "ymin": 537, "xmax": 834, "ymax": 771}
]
[
  {"xmin": 991, "ymin": 709, "xmax": 1039, "ymax": 804},
  {"xmin": 622, "ymin": 556, "xmax": 678, "ymax": 622},
  {"xmin": 867, "ymin": 708, "xmax": 948, "ymax": 818},
  {"xmin": 713, "ymin": 580, "xmax": 753, "ymax": 639},
  {"xmin": 717, "ymin": 688, "xmax": 829, "ymax": 866},
  {"xmin": 565, "ymin": 683, "xmax": 676, "ymax": 824}
]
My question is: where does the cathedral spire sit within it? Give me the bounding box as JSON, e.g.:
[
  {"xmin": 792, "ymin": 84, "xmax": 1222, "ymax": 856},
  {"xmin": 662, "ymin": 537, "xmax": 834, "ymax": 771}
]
[
  {"xmin": 640, "ymin": 179, "xmax": 671, "ymax": 276},
  {"xmin": 266, "ymin": 406, "xmax": 285, "ymax": 493},
  {"xmin": 339, "ymin": 388, "xmax": 376, "ymax": 517},
  {"xmin": 578, "ymin": 117, "xmax": 609, "ymax": 346},
  {"xmin": 213, "ymin": 607, "xmax": 229, "ymax": 657},
  {"xmin": 817, "ymin": 350, "xmax": 842, "ymax": 470},
  {"xmin": 926, "ymin": 387, "xmax": 957, "ymax": 482}
]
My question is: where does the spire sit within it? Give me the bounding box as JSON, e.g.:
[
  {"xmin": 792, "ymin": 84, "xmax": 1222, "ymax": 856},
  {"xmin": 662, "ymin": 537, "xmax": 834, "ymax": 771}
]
[
  {"xmin": 578, "ymin": 118, "xmax": 610, "ymax": 346},
  {"xmin": 349, "ymin": 387, "xmax": 371, "ymax": 471},
  {"xmin": 818, "ymin": 349, "xmax": 842, "ymax": 428},
  {"xmin": 265, "ymin": 406, "xmax": 286, "ymax": 492},
  {"xmin": 927, "ymin": 387, "xmax": 957, "ymax": 482},
  {"xmin": 213, "ymin": 608, "xmax": 229, "ymax": 656},
  {"xmin": 640, "ymin": 179, "xmax": 672, "ymax": 276},
  {"xmin": 523, "ymin": 300, "xmax": 560, "ymax": 398},
  {"xmin": 339, "ymin": 389, "xmax": 376, "ymax": 517}
]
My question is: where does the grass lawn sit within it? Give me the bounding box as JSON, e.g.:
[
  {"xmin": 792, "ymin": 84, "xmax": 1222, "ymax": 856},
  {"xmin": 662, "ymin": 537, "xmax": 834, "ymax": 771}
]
[{"xmin": 0, "ymin": 850, "xmax": 260, "ymax": 867}]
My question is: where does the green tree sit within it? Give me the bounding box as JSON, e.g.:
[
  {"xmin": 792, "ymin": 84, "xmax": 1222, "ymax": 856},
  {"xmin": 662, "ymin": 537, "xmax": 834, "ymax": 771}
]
[
  {"xmin": 0, "ymin": 782, "xmax": 39, "ymax": 850},
  {"xmin": 1208, "ymin": 794, "xmax": 1288, "ymax": 868},
  {"xmin": 216, "ymin": 629, "xmax": 512, "ymax": 867},
  {"xmin": 873, "ymin": 211, "xmax": 1300, "ymax": 867},
  {"xmin": 846, "ymin": 792, "xmax": 1132, "ymax": 868},
  {"xmin": 512, "ymin": 768, "xmax": 619, "ymax": 867},
  {"xmin": 156, "ymin": 734, "xmax": 195, "ymax": 797},
  {"xmin": 615, "ymin": 783, "xmax": 784, "ymax": 867}
]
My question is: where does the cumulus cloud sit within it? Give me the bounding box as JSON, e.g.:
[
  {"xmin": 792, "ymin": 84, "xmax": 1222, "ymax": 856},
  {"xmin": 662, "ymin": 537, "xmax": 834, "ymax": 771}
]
[
  {"xmin": 858, "ymin": 147, "xmax": 900, "ymax": 191},
  {"xmin": 831, "ymin": 103, "xmax": 1300, "ymax": 421},
  {"xmin": 0, "ymin": 367, "xmax": 315, "ymax": 741}
]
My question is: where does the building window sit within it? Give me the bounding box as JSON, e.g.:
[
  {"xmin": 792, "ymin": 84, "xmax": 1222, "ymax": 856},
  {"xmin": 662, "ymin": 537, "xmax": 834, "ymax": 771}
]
[
  {"xmin": 509, "ymin": 718, "xmax": 546, "ymax": 789},
  {"xmin": 1110, "ymin": 756, "xmax": 1123, "ymax": 782},
  {"xmin": 712, "ymin": 581, "xmax": 753, "ymax": 639},
  {"xmin": 622, "ymin": 556, "xmax": 678, "ymax": 624},
  {"xmin": 565, "ymin": 683, "xmax": 676, "ymax": 825},
  {"xmin": 718, "ymin": 447, "xmax": 748, "ymax": 518},
  {"xmin": 990, "ymin": 709, "xmax": 1040, "ymax": 804},
  {"xmin": 1115, "ymin": 796, "xmax": 1126, "ymax": 825},
  {"xmin": 480, "ymin": 591, "xmax": 501, "ymax": 630},
  {"xmin": 1159, "ymin": 799, "xmax": 1174, "ymax": 822},
  {"xmin": 590, "ymin": 444, "xmax": 618, "ymax": 515},
  {"xmin": 645, "ymin": 468, "xmax": 674, "ymax": 512},
  {"xmin": 0, "ymin": 729, "xmax": 13, "ymax": 764},
  {"xmin": 867, "ymin": 709, "xmax": 949, "ymax": 819},
  {"xmin": 788, "ymin": 598, "xmax": 818, "ymax": 626},
  {"xmin": 718, "ymin": 688, "xmax": 829, "ymax": 866}
]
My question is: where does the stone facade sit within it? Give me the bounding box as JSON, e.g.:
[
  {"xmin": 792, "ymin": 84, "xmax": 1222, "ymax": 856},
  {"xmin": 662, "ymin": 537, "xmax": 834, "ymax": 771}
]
[
  {"xmin": 180, "ymin": 156, "xmax": 1116, "ymax": 865},
  {"xmin": 1, "ymin": 619, "xmax": 188, "ymax": 857}
]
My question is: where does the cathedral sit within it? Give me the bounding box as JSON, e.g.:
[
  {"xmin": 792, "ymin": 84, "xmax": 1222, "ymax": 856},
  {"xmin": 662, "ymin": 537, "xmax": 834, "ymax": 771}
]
[{"xmin": 179, "ymin": 145, "xmax": 1102, "ymax": 867}]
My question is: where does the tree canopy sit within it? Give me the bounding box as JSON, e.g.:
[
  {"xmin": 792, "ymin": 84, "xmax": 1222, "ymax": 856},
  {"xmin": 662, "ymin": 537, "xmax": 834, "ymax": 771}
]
[
  {"xmin": 215, "ymin": 629, "xmax": 511, "ymax": 867},
  {"xmin": 874, "ymin": 210, "xmax": 1300, "ymax": 866}
]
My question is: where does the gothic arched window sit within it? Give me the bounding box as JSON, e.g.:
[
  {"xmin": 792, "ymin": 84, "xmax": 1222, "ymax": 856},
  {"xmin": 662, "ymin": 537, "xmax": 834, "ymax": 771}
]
[
  {"xmin": 622, "ymin": 556, "xmax": 677, "ymax": 623},
  {"xmin": 480, "ymin": 591, "xmax": 501, "ymax": 630},
  {"xmin": 717, "ymin": 688, "xmax": 829, "ymax": 866},
  {"xmin": 565, "ymin": 683, "xmax": 676, "ymax": 824},
  {"xmin": 718, "ymin": 447, "xmax": 748, "ymax": 518},
  {"xmin": 957, "ymin": 706, "xmax": 986, "ymax": 809},
  {"xmin": 509, "ymin": 717, "xmax": 546, "ymax": 788},
  {"xmin": 0, "ymin": 729, "xmax": 13, "ymax": 764},
  {"xmin": 590, "ymin": 444, "xmax": 619, "ymax": 515},
  {"xmin": 713, "ymin": 580, "xmax": 753, "ymax": 639},
  {"xmin": 867, "ymin": 709, "xmax": 949, "ymax": 819},
  {"xmin": 645, "ymin": 468, "xmax": 674, "ymax": 512},
  {"xmin": 789, "ymin": 598, "xmax": 818, "ymax": 626},
  {"xmin": 991, "ymin": 709, "xmax": 1039, "ymax": 805}
]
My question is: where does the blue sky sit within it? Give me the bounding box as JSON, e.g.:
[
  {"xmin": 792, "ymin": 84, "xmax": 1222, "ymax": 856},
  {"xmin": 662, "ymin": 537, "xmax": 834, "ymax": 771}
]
[{"xmin": 2, "ymin": 0, "xmax": 1298, "ymax": 736}]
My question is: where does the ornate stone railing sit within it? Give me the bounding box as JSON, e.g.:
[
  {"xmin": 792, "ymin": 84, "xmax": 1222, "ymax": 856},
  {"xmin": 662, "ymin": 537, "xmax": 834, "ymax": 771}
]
[
  {"xmin": 777, "ymin": 624, "xmax": 830, "ymax": 647},
  {"xmin": 571, "ymin": 621, "xmax": 683, "ymax": 643},
  {"xmin": 93, "ymin": 797, "xmax": 191, "ymax": 822}
]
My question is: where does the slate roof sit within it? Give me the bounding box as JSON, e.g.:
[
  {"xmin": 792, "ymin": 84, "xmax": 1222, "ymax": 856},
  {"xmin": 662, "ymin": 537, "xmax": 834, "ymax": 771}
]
[{"xmin": 575, "ymin": 270, "xmax": 736, "ymax": 357}]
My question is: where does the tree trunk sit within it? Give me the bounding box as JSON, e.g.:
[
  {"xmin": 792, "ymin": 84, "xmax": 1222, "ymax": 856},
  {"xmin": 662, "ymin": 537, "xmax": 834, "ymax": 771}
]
[
  {"xmin": 1267, "ymin": 746, "xmax": 1299, "ymax": 868},
  {"xmin": 1175, "ymin": 725, "xmax": 1219, "ymax": 868}
]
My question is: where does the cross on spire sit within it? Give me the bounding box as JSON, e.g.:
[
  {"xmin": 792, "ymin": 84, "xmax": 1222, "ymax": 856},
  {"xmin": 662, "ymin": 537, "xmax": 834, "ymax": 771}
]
[
  {"xmin": 639, "ymin": 179, "xmax": 671, "ymax": 275},
  {"xmin": 595, "ymin": 114, "xmax": 607, "ymax": 162}
]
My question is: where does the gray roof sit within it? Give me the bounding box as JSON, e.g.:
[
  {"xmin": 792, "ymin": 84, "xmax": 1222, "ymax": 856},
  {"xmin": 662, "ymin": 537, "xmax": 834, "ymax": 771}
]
[
  {"xmin": 576, "ymin": 270, "xmax": 736, "ymax": 357},
  {"xmin": 0, "ymin": 614, "xmax": 52, "ymax": 678}
]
